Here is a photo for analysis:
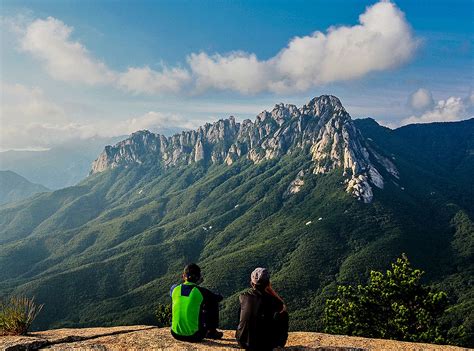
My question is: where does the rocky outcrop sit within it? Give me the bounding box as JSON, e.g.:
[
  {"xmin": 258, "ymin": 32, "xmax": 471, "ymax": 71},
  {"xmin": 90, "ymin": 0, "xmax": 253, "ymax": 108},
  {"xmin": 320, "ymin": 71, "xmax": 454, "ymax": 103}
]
[
  {"xmin": 0, "ymin": 326, "xmax": 465, "ymax": 350},
  {"xmin": 90, "ymin": 95, "xmax": 398, "ymax": 203},
  {"xmin": 284, "ymin": 169, "xmax": 307, "ymax": 197}
]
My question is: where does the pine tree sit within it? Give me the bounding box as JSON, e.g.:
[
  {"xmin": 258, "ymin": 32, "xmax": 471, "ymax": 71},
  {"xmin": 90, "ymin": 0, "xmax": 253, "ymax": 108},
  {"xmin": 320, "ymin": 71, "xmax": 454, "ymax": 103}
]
[{"xmin": 324, "ymin": 254, "xmax": 460, "ymax": 344}]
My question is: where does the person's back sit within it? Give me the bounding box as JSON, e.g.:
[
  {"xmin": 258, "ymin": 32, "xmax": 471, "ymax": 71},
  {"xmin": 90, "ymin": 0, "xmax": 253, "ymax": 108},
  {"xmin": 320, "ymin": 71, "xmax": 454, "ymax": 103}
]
[
  {"xmin": 236, "ymin": 267, "xmax": 288, "ymax": 350},
  {"xmin": 170, "ymin": 263, "xmax": 223, "ymax": 342},
  {"xmin": 171, "ymin": 281, "xmax": 205, "ymax": 339}
]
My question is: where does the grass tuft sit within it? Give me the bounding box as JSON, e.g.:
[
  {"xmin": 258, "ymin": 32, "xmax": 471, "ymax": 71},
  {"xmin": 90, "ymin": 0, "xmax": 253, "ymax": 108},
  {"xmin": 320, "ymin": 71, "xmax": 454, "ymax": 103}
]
[{"xmin": 0, "ymin": 296, "xmax": 44, "ymax": 335}]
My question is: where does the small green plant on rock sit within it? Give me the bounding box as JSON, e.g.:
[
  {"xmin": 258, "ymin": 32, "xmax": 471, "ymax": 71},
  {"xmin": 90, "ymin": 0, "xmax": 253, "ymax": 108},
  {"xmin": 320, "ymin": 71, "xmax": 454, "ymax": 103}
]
[
  {"xmin": 155, "ymin": 303, "xmax": 172, "ymax": 327},
  {"xmin": 0, "ymin": 296, "xmax": 44, "ymax": 335}
]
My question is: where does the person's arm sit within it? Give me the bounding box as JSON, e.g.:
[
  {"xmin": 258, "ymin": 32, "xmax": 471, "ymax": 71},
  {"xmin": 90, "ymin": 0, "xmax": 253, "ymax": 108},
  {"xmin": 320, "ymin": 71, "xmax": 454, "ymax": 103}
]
[
  {"xmin": 211, "ymin": 289, "xmax": 224, "ymax": 302},
  {"xmin": 265, "ymin": 282, "xmax": 287, "ymax": 312},
  {"xmin": 235, "ymin": 294, "xmax": 253, "ymax": 348},
  {"xmin": 198, "ymin": 286, "xmax": 223, "ymax": 303},
  {"xmin": 170, "ymin": 283, "xmax": 179, "ymax": 298}
]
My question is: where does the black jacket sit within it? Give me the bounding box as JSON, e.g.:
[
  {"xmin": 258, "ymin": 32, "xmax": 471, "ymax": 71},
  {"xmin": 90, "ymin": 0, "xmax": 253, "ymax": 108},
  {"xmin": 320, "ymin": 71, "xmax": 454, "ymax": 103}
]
[{"xmin": 235, "ymin": 288, "xmax": 288, "ymax": 350}]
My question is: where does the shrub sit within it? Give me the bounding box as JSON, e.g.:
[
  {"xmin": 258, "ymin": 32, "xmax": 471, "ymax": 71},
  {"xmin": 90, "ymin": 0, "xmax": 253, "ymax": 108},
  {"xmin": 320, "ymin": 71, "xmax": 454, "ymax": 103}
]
[
  {"xmin": 0, "ymin": 296, "xmax": 44, "ymax": 335},
  {"xmin": 323, "ymin": 254, "xmax": 462, "ymax": 345},
  {"xmin": 155, "ymin": 303, "xmax": 172, "ymax": 327}
]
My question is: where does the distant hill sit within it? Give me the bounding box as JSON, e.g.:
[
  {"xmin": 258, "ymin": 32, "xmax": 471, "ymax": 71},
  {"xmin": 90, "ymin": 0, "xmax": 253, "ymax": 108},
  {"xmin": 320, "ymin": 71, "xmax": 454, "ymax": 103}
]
[
  {"xmin": 0, "ymin": 170, "xmax": 50, "ymax": 205},
  {"xmin": 0, "ymin": 137, "xmax": 124, "ymax": 190},
  {"xmin": 0, "ymin": 96, "xmax": 472, "ymax": 346}
]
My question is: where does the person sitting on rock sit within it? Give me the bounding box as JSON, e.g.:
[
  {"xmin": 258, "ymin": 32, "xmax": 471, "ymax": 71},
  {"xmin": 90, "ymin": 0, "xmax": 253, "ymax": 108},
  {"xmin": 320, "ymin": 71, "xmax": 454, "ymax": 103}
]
[
  {"xmin": 170, "ymin": 263, "xmax": 224, "ymax": 341},
  {"xmin": 236, "ymin": 267, "xmax": 289, "ymax": 350}
]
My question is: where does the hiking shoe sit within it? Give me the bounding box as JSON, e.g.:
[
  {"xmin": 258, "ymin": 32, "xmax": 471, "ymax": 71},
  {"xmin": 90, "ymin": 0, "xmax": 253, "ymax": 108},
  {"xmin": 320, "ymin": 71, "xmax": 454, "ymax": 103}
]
[{"xmin": 206, "ymin": 329, "xmax": 223, "ymax": 339}]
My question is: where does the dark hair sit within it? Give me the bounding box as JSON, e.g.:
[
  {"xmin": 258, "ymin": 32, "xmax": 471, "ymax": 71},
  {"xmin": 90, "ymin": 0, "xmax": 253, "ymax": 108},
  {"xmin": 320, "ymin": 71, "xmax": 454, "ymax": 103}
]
[
  {"xmin": 184, "ymin": 263, "xmax": 201, "ymax": 283},
  {"xmin": 252, "ymin": 280, "xmax": 269, "ymax": 290}
]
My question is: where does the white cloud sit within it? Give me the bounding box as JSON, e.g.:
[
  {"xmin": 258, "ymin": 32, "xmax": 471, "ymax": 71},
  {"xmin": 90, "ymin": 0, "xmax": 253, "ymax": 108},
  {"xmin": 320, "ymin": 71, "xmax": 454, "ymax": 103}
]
[
  {"xmin": 1, "ymin": 111, "xmax": 199, "ymax": 151},
  {"xmin": 117, "ymin": 66, "xmax": 191, "ymax": 94},
  {"xmin": 0, "ymin": 82, "xmax": 69, "ymax": 150},
  {"xmin": 408, "ymin": 88, "xmax": 434, "ymax": 111},
  {"xmin": 0, "ymin": 82, "xmax": 200, "ymax": 150},
  {"xmin": 401, "ymin": 94, "xmax": 473, "ymax": 126},
  {"xmin": 17, "ymin": 17, "xmax": 190, "ymax": 93},
  {"xmin": 12, "ymin": 1, "xmax": 417, "ymax": 95},
  {"xmin": 188, "ymin": 52, "xmax": 271, "ymax": 94},
  {"xmin": 20, "ymin": 17, "xmax": 116, "ymax": 85},
  {"xmin": 187, "ymin": 0, "xmax": 418, "ymax": 94},
  {"xmin": 96, "ymin": 111, "xmax": 203, "ymax": 136},
  {"xmin": 1, "ymin": 82, "xmax": 65, "ymax": 122}
]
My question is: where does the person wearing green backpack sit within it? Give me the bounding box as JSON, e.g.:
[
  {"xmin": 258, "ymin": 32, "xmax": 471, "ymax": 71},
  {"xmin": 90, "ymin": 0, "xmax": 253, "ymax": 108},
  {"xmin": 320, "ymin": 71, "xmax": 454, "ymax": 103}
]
[{"xmin": 170, "ymin": 263, "xmax": 224, "ymax": 341}]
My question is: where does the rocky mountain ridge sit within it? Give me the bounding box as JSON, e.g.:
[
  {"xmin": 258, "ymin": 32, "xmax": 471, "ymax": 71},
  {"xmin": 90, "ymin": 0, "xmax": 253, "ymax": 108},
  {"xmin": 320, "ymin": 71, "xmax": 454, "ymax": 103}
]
[{"xmin": 91, "ymin": 95, "xmax": 397, "ymax": 202}]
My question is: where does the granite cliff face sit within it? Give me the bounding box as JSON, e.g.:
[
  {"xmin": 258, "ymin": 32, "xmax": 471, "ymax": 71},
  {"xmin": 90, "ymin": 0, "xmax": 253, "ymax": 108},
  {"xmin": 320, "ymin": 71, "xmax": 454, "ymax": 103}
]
[{"xmin": 91, "ymin": 95, "xmax": 397, "ymax": 203}]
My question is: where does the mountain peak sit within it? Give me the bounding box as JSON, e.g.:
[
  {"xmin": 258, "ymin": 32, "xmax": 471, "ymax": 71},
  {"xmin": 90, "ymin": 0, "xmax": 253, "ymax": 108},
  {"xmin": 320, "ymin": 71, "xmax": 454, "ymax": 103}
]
[
  {"xmin": 300, "ymin": 95, "xmax": 347, "ymax": 122},
  {"xmin": 0, "ymin": 170, "xmax": 50, "ymax": 205},
  {"xmin": 267, "ymin": 103, "xmax": 300, "ymax": 125},
  {"xmin": 91, "ymin": 95, "xmax": 397, "ymax": 202},
  {"xmin": 307, "ymin": 94, "xmax": 343, "ymax": 106}
]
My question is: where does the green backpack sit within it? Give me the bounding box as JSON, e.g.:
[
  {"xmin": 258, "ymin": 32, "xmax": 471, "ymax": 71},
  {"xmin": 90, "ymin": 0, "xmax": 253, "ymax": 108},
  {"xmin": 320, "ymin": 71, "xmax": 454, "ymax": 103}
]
[{"xmin": 171, "ymin": 282, "xmax": 204, "ymax": 336}]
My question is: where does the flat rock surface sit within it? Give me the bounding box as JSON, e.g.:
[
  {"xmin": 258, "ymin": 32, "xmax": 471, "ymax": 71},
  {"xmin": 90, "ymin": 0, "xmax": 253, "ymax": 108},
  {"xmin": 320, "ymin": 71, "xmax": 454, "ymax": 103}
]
[{"xmin": 0, "ymin": 326, "xmax": 469, "ymax": 350}]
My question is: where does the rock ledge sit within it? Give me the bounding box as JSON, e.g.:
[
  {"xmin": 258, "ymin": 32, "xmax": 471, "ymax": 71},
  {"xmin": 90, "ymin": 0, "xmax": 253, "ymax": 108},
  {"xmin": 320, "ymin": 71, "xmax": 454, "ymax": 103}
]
[{"xmin": 1, "ymin": 326, "xmax": 467, "ymax": 350}]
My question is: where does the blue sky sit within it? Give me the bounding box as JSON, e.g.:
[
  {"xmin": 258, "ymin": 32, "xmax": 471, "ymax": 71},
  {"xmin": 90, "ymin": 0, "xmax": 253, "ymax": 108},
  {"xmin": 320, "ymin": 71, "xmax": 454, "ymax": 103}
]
[{"xmin": 1, "ymin": 0, "xmax": 472, "ymax": 150}]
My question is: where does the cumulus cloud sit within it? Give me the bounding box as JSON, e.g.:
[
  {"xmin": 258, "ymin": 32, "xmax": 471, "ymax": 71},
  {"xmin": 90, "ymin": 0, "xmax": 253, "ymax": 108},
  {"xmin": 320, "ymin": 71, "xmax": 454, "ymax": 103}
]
[
  {"xmin": 20, "ymin": 17, "xmax": 116, "ymax": 85},
  {"xmin": 189, "ymin": 52, "xmax": 271, "ymax": 94},
  {"xmin": 401, "ymin": 92, "xmax": 473, "ymax": 126},
  {"xmin": 16, "ymin": 17, "xmax": 189, "ymax": 93},
  {"xmin": 408, "ymin": 88, "xmax": 434, "ymax": 112},
  {"xmin": 12, "ymin": 1, "xmax": 417, "ymax": 95},
  {"xmin": 117, "ymin": 66, "xmax": 191, "ymax": 94},
  {"xmin": 188, "ymin": 0, "xmax": 417, "ymax": 94},
  {"xmin": 0, "ymin": 82, "xmax": 199, "ymax": 150}
]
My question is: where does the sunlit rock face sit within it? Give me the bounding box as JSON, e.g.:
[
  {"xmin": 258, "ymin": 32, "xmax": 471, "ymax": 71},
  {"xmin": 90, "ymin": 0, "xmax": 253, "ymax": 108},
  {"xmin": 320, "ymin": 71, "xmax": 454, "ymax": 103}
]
[{"xmin": 91, "ymin": 95, "xmax": 397, "ymax": 203}]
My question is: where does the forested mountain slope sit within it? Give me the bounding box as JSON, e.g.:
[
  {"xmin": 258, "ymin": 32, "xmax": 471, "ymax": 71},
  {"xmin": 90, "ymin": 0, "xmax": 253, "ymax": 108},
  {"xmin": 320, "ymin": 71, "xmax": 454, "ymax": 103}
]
[
  {"xmin": 0, "ymin": 97, "xmax": 472, "ymax": 344},
  {"xmin": 0, "ymin": 170, "xmax": 50, "ymax": 205}
]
